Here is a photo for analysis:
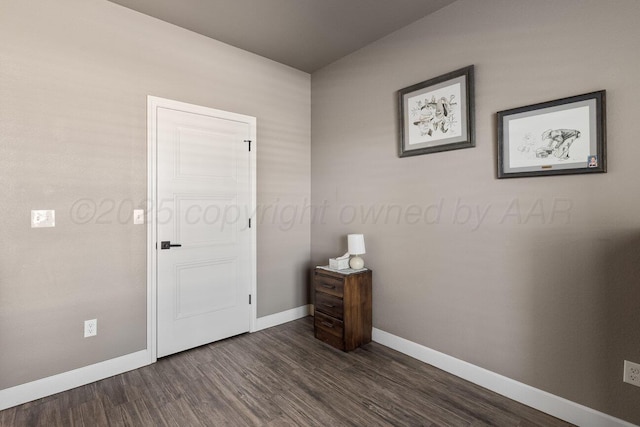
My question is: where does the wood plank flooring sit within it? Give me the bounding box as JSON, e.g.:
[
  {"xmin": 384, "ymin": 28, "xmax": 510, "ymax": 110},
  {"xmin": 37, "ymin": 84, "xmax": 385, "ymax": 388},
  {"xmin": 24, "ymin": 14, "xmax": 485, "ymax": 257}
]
[{"xmin": 0, "ymin": 317, "xmax": 573, "ymax": 426}]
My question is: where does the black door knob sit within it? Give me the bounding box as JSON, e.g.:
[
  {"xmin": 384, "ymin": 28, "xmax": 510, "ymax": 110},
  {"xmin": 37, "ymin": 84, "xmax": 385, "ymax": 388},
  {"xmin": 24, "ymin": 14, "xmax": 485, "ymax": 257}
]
[{"xmin": 160, "ymin": 241, "xmax": 182, "ymax": 250}]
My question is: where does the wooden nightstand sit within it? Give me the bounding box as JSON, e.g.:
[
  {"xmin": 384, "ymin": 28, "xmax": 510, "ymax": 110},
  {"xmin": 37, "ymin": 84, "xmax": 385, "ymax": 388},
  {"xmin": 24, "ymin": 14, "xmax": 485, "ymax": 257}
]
[{"xmin": 313, "ymin": 267, "xmax": 372, "ymax": 351}]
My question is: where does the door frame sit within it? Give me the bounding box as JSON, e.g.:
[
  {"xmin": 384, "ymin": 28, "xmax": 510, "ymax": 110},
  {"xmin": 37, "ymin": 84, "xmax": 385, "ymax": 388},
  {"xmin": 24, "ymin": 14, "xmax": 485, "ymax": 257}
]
[{"xmin": 146, "ymin": 96, "xmax": 257, "ymax": 363}]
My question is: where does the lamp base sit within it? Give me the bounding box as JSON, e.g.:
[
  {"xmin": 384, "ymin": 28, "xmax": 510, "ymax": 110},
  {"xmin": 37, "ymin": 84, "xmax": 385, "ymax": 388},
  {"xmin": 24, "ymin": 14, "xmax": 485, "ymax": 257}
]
[{"xmin": 349, "ymin": 255, "xmax": 364, "ymax": 269}]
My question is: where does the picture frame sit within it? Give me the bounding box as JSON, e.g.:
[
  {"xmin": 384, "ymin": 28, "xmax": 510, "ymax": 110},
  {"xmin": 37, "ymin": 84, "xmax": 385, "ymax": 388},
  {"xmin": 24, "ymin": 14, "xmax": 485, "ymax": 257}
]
[
  {"xmin": 398, "ymin": 65, "xmax": 475, "ymax": 157},
  {"xmin": 497, "ymin": 90, "xmax": 606, "ymax": 179}
]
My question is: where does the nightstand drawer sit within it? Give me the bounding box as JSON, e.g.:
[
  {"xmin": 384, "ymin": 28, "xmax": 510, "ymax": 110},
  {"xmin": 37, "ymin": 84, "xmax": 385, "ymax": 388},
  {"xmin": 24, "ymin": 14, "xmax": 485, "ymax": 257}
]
[
  {"xmin": 315, "ymin": 329, "xmax": 345, "ymax": 351},
  {"xmin": 314, "ymin": 311, "xmax": 344, "ymax": 338},
  {"xmin": 315, "ymin": 327, "xmax": 345, "ymax": 350},
  {"xmin": 315, "ymin": 292, "xmax": 344, "ymax": 319},
  {"xmin": 314, "ymin": 273, "xmax": 344, "ymax": 297}
]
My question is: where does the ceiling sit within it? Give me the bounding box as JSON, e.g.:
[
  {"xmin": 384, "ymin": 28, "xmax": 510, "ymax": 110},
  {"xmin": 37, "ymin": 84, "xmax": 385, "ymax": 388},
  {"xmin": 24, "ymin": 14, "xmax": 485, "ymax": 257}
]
[{"xmin": 107, "ymin": 0, "xmax": 457, "ymax": 73}]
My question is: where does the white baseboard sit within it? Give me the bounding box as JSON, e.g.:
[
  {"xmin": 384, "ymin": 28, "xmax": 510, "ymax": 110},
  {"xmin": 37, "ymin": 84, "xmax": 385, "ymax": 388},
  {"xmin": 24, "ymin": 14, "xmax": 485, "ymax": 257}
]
[
  {"xmin": 0, "ymin": 305, "xmax": 312, "ymax": 412},
  {"xmin": 0, "ymin": 349, "xmax": 152, "ymax": 411},
  {"xmin": 10, "ymin": 316, "xmax": 626, "ymax": 426},
  {"xmin": 254, "ymin": 304, "xmax": 312, "ymax": 331},
  {"xmin": 372, "ymin": 328, "xmax": 635, "ymax": 427}
]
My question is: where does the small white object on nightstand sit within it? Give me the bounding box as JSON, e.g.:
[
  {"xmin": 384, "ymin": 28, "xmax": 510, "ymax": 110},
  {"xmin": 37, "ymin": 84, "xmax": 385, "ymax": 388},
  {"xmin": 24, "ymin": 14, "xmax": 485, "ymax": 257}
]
[{"xmin": 348, "ymin": 234, "xmax": 366, "ymax": 269}]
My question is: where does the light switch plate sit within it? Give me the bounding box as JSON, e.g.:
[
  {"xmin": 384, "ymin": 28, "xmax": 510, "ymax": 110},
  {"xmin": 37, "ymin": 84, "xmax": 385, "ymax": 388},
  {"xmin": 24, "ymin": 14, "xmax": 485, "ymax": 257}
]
[
  {"xmin": 133, "ymin": 209, "xmax": 144, "ymax": 225},
  {"xmin": 31, "ymin": 210, "xmax": 55, "ymax": 228}
]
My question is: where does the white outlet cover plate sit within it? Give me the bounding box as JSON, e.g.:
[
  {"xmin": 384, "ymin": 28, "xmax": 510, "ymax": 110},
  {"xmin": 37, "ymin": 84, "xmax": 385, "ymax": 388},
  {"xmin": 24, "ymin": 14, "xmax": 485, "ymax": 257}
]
[
  {"xmin": 84, "ymin": 319, "xmax": 97, "ymax": 338},
  {"xmin": 133, "ymin": 209, "xmax": 144, "ymax": 225},
  {"xmin": 624, "ymin": 360, "xmax": 640, "ymax": 387},
  {"xmin": 31, "ymin": 210, "xmax": 55, "ymax": 228}
]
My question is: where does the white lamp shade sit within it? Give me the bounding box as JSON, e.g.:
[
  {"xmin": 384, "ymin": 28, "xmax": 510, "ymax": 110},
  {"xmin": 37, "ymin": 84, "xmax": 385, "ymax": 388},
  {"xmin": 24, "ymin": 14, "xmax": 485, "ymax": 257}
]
[{"xmin": 347, "ymin": 234, "xmax": 366, "ymax": 255}]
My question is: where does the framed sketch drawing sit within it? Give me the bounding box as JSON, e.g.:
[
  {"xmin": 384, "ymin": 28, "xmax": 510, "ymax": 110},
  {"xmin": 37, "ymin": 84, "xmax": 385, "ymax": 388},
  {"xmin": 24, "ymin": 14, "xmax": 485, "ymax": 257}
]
[
  {"xmin": 398, "ymin": 65, "xmax": 475, "ymax": 157},
  {"xmin": 497, "ymin": 91, "xmax": 606, "ymax": 178}
]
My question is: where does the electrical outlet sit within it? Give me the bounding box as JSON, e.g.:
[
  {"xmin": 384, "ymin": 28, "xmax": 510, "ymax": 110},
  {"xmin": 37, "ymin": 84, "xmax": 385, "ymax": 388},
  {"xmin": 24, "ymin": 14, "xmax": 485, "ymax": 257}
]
[
  {"xmin": 624, "ymin": 360, "xmax": 640, "ymax": 387},
  {"xmin": 84, "ymin": 319, "xmax": 97, "ymax": 338}
]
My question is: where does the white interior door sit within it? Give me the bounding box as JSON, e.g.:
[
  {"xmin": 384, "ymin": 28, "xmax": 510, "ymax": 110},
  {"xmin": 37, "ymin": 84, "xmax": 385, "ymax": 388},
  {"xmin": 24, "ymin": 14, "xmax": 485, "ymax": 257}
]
[{"xmin": 153, "ymin": 99, "xmax": 255, "ymax": 358}]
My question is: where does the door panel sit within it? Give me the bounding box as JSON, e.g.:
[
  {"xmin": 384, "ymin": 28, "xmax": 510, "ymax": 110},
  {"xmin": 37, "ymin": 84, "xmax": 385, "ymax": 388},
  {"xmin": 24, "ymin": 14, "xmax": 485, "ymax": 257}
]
[
  {"xmin": 156, "ymin": 105, "xmax": 253, "ymax": 358},
  {"xmin": 175, "ymin": 259, "xmax": 238, "ymax": 319},
  {"xmin": 176, "ymin": 195, "xmax": 237, "ymax": 246}
]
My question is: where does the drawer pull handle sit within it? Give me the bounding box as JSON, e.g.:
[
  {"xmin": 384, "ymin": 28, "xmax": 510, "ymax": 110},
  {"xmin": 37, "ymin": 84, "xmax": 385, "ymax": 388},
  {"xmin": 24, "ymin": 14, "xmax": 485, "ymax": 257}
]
[
  {"xmin": 321, "ymin": 321, "xmax": 334, "ymax": 328},
  {"xmin": 321, "ymin": 303, "xmax": 335, "ymax": 308},
  {"xmin": 321, "ymin": 284, "xmax": 336, "ymax": 289}
]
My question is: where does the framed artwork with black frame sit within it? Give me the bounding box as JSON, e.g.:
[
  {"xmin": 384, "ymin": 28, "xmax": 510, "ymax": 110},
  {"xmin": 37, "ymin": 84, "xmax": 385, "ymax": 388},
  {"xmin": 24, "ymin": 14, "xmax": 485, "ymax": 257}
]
[
  {"xmin": 497, "ymin": 90, "xmax": 606, "ymax": 178},
  {"xmin": 398, "ymin": 65, "xmax": 475, "ymax": 157}
]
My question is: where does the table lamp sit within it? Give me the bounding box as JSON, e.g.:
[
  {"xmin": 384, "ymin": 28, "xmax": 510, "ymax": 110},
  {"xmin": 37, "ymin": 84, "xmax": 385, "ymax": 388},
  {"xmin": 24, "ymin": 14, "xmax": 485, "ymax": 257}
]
[{"xmin": 348, "ymin": 234, "xmax": 366, "ymax": 269}]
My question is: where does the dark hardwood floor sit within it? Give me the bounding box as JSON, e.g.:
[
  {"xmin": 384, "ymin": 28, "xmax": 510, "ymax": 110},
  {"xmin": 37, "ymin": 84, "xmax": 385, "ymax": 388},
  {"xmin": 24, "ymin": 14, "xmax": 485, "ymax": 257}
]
[{"xmin": 0, "ymin": 317, "xmax": 573, "ymax": 426}]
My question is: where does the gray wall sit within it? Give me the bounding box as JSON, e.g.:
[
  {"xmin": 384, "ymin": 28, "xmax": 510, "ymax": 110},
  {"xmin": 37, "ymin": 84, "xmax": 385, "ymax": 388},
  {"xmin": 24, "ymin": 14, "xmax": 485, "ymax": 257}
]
[
  {"xmin": 0, "ymin": 0, "xmax": 310, "ymax": 389},
  {"xmin": 311, "ymin": 0, "xmax": 640, "ymax": 424}
]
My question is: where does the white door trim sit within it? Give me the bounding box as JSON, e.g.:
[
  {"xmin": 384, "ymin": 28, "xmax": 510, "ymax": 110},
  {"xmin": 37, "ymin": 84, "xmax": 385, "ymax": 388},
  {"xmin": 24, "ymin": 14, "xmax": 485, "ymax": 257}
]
[{"xmin": 146, "ymin": 96, "xmax": 257, "ymax": 364}]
